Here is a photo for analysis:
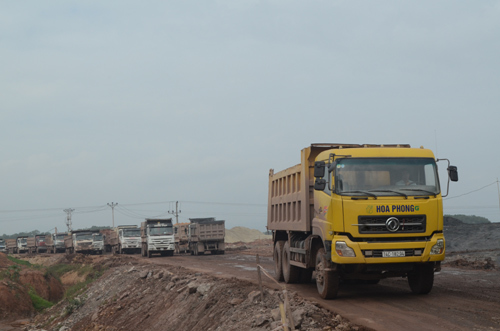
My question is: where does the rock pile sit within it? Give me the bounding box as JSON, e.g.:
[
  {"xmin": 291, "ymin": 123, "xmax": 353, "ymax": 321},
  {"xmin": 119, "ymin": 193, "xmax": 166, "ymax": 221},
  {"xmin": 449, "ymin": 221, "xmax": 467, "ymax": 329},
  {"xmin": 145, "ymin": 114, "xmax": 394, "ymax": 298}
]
[{"xmin": 29, "ymin": 255, "xmax": 361, "ymax": 331}]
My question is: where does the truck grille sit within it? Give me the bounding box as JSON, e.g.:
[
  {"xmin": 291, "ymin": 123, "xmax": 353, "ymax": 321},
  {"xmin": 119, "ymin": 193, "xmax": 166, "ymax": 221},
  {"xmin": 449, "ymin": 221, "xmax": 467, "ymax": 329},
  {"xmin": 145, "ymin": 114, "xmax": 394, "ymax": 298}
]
[{"xmin": 356, "ymin": 215, "xmax": 426, "ymax": 234}]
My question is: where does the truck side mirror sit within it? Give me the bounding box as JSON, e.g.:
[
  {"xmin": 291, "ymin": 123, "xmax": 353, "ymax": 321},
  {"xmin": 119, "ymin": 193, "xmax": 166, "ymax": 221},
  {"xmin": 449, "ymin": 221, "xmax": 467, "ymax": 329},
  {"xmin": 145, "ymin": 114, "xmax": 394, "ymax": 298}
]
[
  {"xmin": 314, "ymin": 178, "xmax": 326, "ymax": 191},
  {"xmin": 314, "ymin": 161, "xmax": 325, "ymax": 178},
  {"xmin": 448, "ymin": 166, "xmax": 458, "ymax": 182}
]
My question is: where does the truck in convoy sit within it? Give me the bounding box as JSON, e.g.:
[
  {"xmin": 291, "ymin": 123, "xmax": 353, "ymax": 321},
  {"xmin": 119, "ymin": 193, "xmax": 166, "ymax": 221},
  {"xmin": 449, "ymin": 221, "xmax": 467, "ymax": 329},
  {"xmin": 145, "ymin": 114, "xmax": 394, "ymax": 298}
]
[
  {"xmin": 140, "ymin": 218, "xmax": 175, "ymax": 258},
  {"xmin": 268, "ymin": 144, "xmax": 458, "ymax": 299},
  {"xmin": 174, "ymin": 222, "xmax": 190, "ymax": 254},
  {"xmin": 188, "ymin": 218, "xmax": 225, "ymax": 255},
  {"xmin": 45, "ymin": 232, "xmax": 68, "ymax": 254},
  {"xmin": 91, "ymin": 232, "xmax": 105, "ymax": 255},
  {"xmin": 12, "ymin": 236, "xmax": 29, "ymax": 254},
  {"xmin": 108, "ymin": 225, "xmax": 141, "ymax": 254},
  {"xmin": 0, "ymin": 238, "xmax": 6, "ymax": 253},
  {"xmin": 5, "ymin": 239, "xmax": 17, "ymax": 254},
  {"xmin": 100, "ymin": 229, "xmax": 115, "ymax": 253},
  {"xmin": 27, "ymin": 235, "xmax": 48, "ymax": 254},
  {"xmin": 65, "ymin": 230, "xmax": 100, "ymax": 254}
]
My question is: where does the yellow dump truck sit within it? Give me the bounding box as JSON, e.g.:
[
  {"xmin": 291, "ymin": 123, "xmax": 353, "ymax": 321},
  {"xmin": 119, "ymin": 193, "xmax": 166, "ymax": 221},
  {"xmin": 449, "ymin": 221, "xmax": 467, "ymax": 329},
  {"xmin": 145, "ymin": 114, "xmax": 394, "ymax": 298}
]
[{"xmin": 268, "ymin": 144, "xmax": 458, "ymax": 299}]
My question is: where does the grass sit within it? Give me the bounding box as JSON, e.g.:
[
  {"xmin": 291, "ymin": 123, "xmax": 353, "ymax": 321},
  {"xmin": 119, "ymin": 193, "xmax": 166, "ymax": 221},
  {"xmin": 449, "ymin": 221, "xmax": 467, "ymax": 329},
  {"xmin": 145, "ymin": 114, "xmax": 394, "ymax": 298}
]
[
  {"xmin": 7, "ymin": 255, "xmax": 33, "ymax": 267},
  {"xmin": 29, "ymin": 288, "xmax": 54, "ymax": 311}
]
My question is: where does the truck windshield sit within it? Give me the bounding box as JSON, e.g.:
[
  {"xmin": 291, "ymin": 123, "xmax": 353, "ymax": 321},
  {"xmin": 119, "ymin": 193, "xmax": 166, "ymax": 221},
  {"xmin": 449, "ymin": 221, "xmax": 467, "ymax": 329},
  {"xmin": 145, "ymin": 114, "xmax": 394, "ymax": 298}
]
[
  {"xmin": 93, "ymin": 234, "xmax": 103, "ymax": 241},
  {"xmin": 335, "ymin": 158, "xmax": 440, "ymax": 196},
  {"xmin": 20, "ymin": 238, "xmax": 27, "ymax": 244},
  {"xmin": 150, "ymin": 227, "xmax": 173, "ymax": 236},
  {"xmin": 123, "ymin": 229, "xmax": 140, "ymax": 237},
  {"xmin": 76, "ymin": 234, "xmax": 93, "ymax": 240},
  {"xmin": 56, "ymin": 235, "xmax": 66, "ymax": 240}
]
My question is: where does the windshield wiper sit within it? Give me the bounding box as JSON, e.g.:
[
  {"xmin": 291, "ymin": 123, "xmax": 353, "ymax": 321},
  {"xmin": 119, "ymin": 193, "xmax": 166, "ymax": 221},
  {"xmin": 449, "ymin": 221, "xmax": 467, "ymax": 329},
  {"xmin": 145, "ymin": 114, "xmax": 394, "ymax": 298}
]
[
  {"xmin": 342, "ymin": 191, "xmax": 378, "ymax": 198},
  {"xmin": 400, "ymin": 188, "xmax": 437, "ymax": 196},
  {"xmin": 369, "ymin": 190, "xmax": 408, "ymax": 199}
]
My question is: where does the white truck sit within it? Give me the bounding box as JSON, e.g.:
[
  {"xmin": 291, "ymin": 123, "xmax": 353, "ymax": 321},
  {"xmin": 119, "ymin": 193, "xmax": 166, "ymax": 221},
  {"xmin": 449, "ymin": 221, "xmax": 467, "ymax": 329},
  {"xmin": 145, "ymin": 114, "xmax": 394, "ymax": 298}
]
[
  {"xmin": 16, "ymin": 236, "xmax": 28, "ymax": 254},
  {"xmin": 141, "ymin": 218, "xmax": 175, "ymax": 258},
  {"xmin": 65, "ymin": 230, "xmax": 100, "ymax": 254},
  {"xmin": 45, "ymin": 232, "xmax": 68, "ymax": 254},
  {"xmin": 109, "ymin": 225, "xmax": 141, "ymax": 254},
  {"xmin": 91, "ymin": 232, "xmax": 105, "ymax": 255}
]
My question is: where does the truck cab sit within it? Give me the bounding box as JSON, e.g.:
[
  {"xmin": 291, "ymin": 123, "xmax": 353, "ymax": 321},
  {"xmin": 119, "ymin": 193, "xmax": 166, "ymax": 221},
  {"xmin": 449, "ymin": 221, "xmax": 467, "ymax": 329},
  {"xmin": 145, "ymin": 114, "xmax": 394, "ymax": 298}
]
[
  {"xmin": 68, "ymin": 231, "xmax": 95, "ymax": 254},
  {"xmin": 52, "ymin": 233, "xmax": 67, "ymax": 253},
  {"xmin": 92, "ymin": 233, "xmax": 104, "ymax": 255},
  {"xmin": 141, "ymin": 219, "xmax": 175, "ymax": 258},
  {"xmin": 16, "ymin": 236, "xmax": 28, "ymax": 254},
  {"xmin": 117, "ymin": 226, "xmax": 141, "ymax": 254}
]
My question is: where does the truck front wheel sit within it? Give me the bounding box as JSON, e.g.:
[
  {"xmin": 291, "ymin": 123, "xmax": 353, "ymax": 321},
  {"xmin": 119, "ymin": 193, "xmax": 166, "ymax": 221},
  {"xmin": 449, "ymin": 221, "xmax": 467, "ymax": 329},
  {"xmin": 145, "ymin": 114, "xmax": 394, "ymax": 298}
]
[
  {"xmin": 282, "ymin": 241, "xmax": 300, "ymax": 284},
  {"xmin": 274, "ymin": 241, "xmax": 285, "ymax": 281},
  {"xmin": 408, "ymin": 263, "xmax": 434, "ymax": 294},
  {"xmin": 315, "ymin": 248, "xmax": 339, "ymax": 299}
]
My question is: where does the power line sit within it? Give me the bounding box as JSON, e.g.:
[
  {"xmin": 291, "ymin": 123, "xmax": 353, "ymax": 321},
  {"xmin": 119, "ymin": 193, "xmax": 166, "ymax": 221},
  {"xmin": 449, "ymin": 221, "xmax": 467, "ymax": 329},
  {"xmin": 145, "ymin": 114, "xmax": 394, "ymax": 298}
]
[{"xmin": 444, "ymin": 181, "xmax": 498, "ymax": 200}]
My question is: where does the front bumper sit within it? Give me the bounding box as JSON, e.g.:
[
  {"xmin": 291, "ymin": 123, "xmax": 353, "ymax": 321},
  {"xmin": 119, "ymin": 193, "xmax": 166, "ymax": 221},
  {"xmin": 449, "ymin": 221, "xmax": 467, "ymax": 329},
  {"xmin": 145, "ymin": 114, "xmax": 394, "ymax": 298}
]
[{"xmin": 331, "ymin": 233, "xmax": 445, "ymax": 264}]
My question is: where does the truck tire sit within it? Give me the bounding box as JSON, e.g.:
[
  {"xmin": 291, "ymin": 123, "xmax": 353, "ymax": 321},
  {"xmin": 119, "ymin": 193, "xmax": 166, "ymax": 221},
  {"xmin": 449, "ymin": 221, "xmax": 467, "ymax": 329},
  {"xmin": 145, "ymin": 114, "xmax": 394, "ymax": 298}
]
[
  {"xmin": 408, "ymin": 263, "xmax": 434, "ymax": 294},
  {"xmin": 315, "ymin": 248, "xmax": 339, "ymax": 299},
  {"xmin": 274, "ymin": 241, "xmax": 285, "ymax": 281},
  {"xmin": 282, "ymin": 241, "xmax": 301, "ymax": 284}
]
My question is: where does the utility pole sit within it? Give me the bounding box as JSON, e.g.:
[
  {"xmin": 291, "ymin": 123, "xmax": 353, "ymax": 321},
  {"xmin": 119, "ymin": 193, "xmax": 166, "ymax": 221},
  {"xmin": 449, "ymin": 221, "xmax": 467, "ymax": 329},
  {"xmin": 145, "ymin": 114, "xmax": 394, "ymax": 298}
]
[
  {"xmin": 107, "ymin": 202, "xmax": 118, "ymax": 228},
  {"xmin": 168, "ymin": 201, "xmax": 181, "ymax": 224},
  {"xmin": 63, "ymin": 208, "xmax": 75, "ymax": 232}
]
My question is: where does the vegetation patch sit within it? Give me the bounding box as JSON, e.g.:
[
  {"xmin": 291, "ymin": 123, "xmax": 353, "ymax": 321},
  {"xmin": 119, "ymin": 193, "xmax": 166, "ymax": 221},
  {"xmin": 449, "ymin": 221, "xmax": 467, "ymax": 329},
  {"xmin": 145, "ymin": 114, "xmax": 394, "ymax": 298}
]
[
  {"xmin": 29, "ymin": 288, "xmax": 54, "ymax": 311},
  {"xmin": 63, "ymin": 264, "xmax": 106, "ymax": 300}
]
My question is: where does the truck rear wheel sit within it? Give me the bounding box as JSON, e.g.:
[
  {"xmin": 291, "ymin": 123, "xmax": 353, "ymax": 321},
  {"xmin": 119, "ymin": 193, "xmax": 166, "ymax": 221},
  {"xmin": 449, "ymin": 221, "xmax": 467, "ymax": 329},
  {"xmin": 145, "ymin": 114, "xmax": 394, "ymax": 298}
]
[
  {"xmin": 283, "ymin": 241, "xmax": 300, "ymax": 284},
  {"xmin": 408, "ymin": 263, "xmax": 434, "ymax": 294},
  {"xmin": 274, "ymin": 241, "xmax": 285, "ymax": 281},
  {"xmin": 315, "ymin": 248, "xmax": 339, "ymax": 299}
]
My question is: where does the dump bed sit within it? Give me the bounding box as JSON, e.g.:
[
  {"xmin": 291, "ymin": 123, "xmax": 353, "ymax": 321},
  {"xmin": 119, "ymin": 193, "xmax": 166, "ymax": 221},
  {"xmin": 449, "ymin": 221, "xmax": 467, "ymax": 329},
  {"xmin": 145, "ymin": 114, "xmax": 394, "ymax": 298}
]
[
  {"xmin": 189, "ymin": 218, "xmax": 225, "ymax": 242},
  {"xmin": 64, "ymin": 236, "xmax": 73, "ymax": 249},
  {"xmin": 27, "ymin": 237, "xmax": 36, "ymax": 248},
  {"xmin": 267, "ymin": 143, "xmax": 411, "ymax": 232},
  {"xmin": 5, "ymin": 239, "xmax": 16, "ymax": 250},
  {"xmin": 101, "ymin": 229, "xmax": 115, "ymax": 246},
  {"xmin": 174, "ymin": 222, "xmax": 189, "ymax": 243}
]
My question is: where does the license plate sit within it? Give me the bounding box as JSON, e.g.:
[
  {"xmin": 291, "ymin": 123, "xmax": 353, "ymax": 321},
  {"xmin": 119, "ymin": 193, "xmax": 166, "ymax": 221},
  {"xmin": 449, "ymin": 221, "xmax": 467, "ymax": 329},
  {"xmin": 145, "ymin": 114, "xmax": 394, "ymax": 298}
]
[{"xmin": 382, "ymin": 250, "xmax": 405, "ymax": 258}]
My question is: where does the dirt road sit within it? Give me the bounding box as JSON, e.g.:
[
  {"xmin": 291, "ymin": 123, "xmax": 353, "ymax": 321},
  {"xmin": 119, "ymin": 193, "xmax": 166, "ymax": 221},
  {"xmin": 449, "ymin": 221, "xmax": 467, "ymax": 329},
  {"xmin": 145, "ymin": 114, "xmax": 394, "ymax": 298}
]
[{"xmin": 139, "ymin": 252, "xmax": 500, "ymax": 331}]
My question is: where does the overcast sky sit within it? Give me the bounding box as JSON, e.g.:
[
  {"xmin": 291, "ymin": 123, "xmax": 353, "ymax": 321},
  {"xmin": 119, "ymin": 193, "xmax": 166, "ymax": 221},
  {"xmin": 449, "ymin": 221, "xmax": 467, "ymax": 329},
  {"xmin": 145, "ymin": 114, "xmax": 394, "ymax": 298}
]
[{"xmin": 1, "ymin": 1, "xmax": 500, "ymax": 235}]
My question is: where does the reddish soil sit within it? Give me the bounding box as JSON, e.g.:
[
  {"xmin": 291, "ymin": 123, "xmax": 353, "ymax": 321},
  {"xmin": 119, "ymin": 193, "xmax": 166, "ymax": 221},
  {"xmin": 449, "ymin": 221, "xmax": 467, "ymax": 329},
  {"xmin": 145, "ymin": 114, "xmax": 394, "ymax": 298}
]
[{"xmin": 0, "ymin": 252, "xmax": 64, "ymax": 321}]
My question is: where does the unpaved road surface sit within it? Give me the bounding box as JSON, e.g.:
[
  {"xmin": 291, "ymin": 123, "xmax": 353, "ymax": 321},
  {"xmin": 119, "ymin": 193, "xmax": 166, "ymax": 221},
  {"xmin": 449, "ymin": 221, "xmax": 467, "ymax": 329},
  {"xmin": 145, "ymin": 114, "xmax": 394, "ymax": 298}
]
[{"xmin": 138, "ymin": 251, "xmax": 500, "ymax": 331}]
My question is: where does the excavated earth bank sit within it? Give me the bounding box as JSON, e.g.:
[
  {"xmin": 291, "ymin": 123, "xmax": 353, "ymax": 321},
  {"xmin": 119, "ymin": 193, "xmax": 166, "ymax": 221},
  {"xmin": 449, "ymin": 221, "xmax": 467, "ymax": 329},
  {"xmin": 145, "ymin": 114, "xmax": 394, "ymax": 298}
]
[{"xmin": 27, "ymin": 255, "xmax": 362, "ymax": 331}]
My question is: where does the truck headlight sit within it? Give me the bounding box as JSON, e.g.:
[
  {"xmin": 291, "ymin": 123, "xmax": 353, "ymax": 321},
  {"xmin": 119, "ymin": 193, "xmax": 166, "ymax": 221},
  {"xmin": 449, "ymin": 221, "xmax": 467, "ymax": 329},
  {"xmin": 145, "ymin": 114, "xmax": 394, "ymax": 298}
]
[
  {"xmin": 335, "ymin": 241, "xmax": 356, "ymax": 257},
  {"xmin": 430, "ymin": 239, "xmax": 445, "ymax": 255}
]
